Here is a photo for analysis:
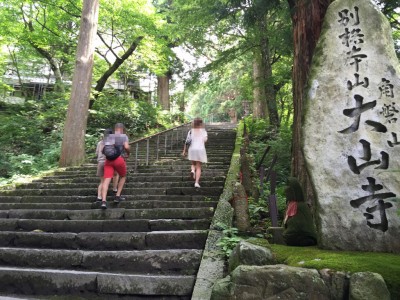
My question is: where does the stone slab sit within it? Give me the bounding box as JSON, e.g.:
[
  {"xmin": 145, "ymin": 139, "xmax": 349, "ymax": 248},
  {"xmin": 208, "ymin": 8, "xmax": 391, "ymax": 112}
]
[{"xmin": 303, "ymin": 0, "xmax": 400, "ymax": 252}]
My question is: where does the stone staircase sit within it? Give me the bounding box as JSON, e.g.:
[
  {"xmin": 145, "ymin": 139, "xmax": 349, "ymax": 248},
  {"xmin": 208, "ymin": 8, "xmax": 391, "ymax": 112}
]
[{"xmin": 0, "ymin": 123, "xmax": 237, "ymax": 299}]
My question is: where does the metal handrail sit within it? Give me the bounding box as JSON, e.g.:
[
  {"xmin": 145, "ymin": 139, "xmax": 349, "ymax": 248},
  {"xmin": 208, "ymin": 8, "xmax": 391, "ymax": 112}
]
[
  {"xmin": 128, "ymin": 122, "xmax": 191, "ymax": 145},
  {"xmin": 128, "ymin": 114, "xmax": 215, "ymax": 171},
  {"xmin": 128, "ymin": 122, "xmax": 191, "ymax": 171}
]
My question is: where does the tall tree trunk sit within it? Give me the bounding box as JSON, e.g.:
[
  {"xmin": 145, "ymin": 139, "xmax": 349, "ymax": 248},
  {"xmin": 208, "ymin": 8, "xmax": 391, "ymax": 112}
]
[
  {"xmin": 288, "ymin": 0, "xmax": 331, "ymax": 204},
  {"xmin": 59, "ymin": 0, "xmax": 99, "ymax": 167},
  {"xmin": 89, "ymin": 36, "xmax": 143, "ymax": 109},
  {"xmin": 157, "ymin": 75, "xmax": 170, "ymax": 111},
  {"xmin": 252, "ymin": 49, "xmax": 267, "ymax": 119},
  {"xmin": 259, "ymin": 18, "xmax": 279, "ymax": 128}
]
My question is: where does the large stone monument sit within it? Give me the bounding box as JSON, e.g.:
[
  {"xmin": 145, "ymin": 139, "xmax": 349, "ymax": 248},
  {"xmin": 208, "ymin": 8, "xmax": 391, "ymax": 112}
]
[{"xmin": 303, "ymin": 0, "xmax": 400, "ymax": 252}]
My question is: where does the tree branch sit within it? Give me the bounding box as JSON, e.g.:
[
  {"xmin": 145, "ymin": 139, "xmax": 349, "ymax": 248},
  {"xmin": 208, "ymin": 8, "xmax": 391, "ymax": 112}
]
[
  {"xmin": 90, "ymin": 36, "xmax": 144, "ymax": 108},
  {"xmin": 34, "ymin": 0, "xmax": 81, "ymax": 18},
  {"xmin": 95, "ymin": 48, "xmax": 111, "ymax": 65},
  {"xmin": 97, "ymin": 31, "xmax": 120, "ymax": 59}
]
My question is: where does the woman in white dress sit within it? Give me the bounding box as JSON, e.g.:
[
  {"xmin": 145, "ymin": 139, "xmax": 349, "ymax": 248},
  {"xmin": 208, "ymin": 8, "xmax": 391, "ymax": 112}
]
[{"xmin": 182, "ymin": 118, "xmax": 208, "ymax": 188}]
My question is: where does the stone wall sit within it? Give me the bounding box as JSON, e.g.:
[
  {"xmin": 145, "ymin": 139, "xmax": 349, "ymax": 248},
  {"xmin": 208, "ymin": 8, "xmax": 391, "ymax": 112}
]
[{"xmin": 211, "ymin": 241, "xmax": 391, "ymax": 300}]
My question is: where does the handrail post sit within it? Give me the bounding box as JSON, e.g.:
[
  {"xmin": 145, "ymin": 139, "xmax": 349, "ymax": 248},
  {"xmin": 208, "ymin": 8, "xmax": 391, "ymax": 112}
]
[
  {"xmin": 175, "ymin": 129, "xmax": 179, "ymax": 150},
  {"xmin": 135, "ymin": 143, "xmax": 138, "ymax": 172},
  {"xmin": 164, "ymin": 135, "xmax": 167, "ymax": 155},
  {"xmin": 156, "ymin": 135, "xmax": 160, "ymax": 161},
  {"xmin": 146, "ymin": 139, "xmax": 149, "ymax": 166}
]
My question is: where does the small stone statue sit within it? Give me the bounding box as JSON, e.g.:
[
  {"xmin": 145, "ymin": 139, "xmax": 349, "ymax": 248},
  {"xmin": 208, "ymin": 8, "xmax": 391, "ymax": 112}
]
[{"xmin": 283, "ymin": 177, "xmax": 318, "ymax": 246}]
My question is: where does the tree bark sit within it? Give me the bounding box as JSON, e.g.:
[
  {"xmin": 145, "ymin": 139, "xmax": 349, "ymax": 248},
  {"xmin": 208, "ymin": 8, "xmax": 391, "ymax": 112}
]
[
  {"xmin": 59, "ymin": 0, "xmax": 99, "ymax": 167},
  {"xmin": 157, "ymin": 75, "xmax": 170, "ymax": 111},
  {"xmin": 259, "ymin": 18, "xmax": 279, "ymax": 128},
  {"xmin": 252, "ymin": 50, "xmax": 267, "ymax": 118},
  {"xmin": 89, "ymin": 36, "xmax": 143, "ymax": 109},
  {"xmin": 288, "ymin": 0, "xmax": 331, "ymax": 205}
]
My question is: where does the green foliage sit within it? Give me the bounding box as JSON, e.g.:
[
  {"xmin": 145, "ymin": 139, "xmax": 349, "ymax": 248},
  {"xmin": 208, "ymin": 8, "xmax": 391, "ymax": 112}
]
[
  {"xmin": 216, "ymin": 223, "xmax": 243, "ymax": 258},
  {"xmin": 88, "ymin": 92, "xmax": 187, "ymax": 142},
  {"xmin": 0, "ymin": 97, "xmax": 66, "ymax": 181},
  {"xmin": 89, "ymin": 94, "xmax": 160, "ymax": 135},
  {"xmin": 245, "ymin": 116, "xmax": 292, "ymax": 185},
  {"xmin": 96, "ymin": 0, "xmax": 178, "ymax": 79},
  {"xmin": 269, "ymin": 244, "xmax": 400, "ymax": 299},
  {"xmin": 0, "ymin": 92, "xmax": 187, "ymax": 184},
  {"xmin": 248, "ymin": 197, "xmax": 268, "ymax": 223},
  {"xmin": 241, "ymin": 117, "xmax": 292, "ymax": 228},
  {"xmin": 168, "ymin": 0, "xmax": 293, "ymax": 124},
  {"xmin": 186, "ymin": 55, "xmax": 253, "ymax": 121}
]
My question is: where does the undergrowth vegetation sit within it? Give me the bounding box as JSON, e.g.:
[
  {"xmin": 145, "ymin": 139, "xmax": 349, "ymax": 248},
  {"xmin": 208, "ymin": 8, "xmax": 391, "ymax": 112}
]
[
  {"xmin": 243, "ymin": 116, "xmax": 292, "ymax": 232},
  {"xmin": 216, "ymin": 117, "xmax": 293, "ymax": 257},
  {"xmin": 215, "ymin": 117, "xmax": 400, "ymax": 299},
  {"xmin": 0, "ymin": 93, "xmax": 186, "ymax": 186}
]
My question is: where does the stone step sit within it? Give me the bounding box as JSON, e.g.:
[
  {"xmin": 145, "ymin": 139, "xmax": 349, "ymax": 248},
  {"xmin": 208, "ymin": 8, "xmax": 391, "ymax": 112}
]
[
  {"xmin": 121, "ymin": 137, "xmax": 232, "ymax": 142},
  {"xmin": 54, "ymin": 165, "xmax": 229, "ymax": 175},
  {"xmin": 2, "ymin": 186, "xmax": 222, "ymax": 196},
  {"xmin": 2, "ymin": 207, "xmax": 214, "ymax": 221},
  {"xmin": 85, "ymin": 159, "xmax": 231, "ymax": 167},
  {"xmin": 0, "ymin": 218, "xmax": 211, "ymax": 233},
  {"xmin": 35, "ymin": 175, "xmax": 226, "ymax": 184},
  {"xmin": 18, "ymin": 180, "xmax": 225, "ymax": 189},
  {"xmin": 135, "ymin": 165, "xmax": 228, "ymax": 171},
  {"xmin": 131, "ymin": 139, "xmax": 235, "ymax": 145},
  {"xmin": 130, "ymin": 153, "xmax": 234, "ymax": 159},
  {"xmin": 166, "ymin": 187, "xmax": 223, "ymax": 196},
  {"xmin": 0, "ymin": 247, "xmax": 202, "ymax": 275},
  {"xmin": 78, "ymin": 158, "xmax": 230, "ymax": 165},
  {"xmin": 48, "ymin": 169, "xmax": 227, "ymax": 178},
  {"xmin": 0, "ymin": 295, "xmax": 190, "ymax": 300},
  {"xmin": 133, "ymin": 133, "xmax": 236, "ymax": 140},
  {"xmin": 0, "ymin": 267, "xmax": 195, "ymax": 297},
  {"xmin": 0, "ymin": 200, "xmax": 218, "ymax": 210},
  {"xmin": 0, "ymin": 194, "xmax": 219, "ymax": 203},
  {"xmin": 0, "ymin": 123, "xmax": 237, "ymax": 299},
  {"xmin": 0, "ymin": 230, "xmax": 208, "ymax": 249},
  {"xmin": 130, "ymin": 139, "xmax": 235, "ymax": 145}
]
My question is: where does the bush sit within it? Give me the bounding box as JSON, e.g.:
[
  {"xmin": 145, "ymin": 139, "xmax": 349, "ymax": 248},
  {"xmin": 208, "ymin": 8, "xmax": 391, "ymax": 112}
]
[
  {"xmin": 216, "ymin": 223, "xmax": 243, "ymax": 258},
  {"xmin": 242, "ymin": 116, "xmax": 292, "ymax": 227},
  {"xmin": 86, "ymin": 93, "xmax": 188, "ymax": 153},
  {"xmin": 88, "ymin": 94, "xmax": 162, "ymax": 137},
  {"xmin": 0, "ymin": 98, "xmax": 65, "ymax": 181}
]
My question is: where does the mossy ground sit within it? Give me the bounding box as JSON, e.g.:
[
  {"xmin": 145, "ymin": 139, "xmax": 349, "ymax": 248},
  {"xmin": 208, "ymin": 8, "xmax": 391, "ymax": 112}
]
[{"xmin": 268, "ymin": 243, "xmax": 400, "ymax": 299}]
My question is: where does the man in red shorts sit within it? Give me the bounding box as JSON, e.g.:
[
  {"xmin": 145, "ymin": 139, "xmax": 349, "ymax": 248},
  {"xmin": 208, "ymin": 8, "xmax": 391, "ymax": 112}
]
[{"xmin": 100, "ymin": 123, "xmax": 130, "ymax": 209}]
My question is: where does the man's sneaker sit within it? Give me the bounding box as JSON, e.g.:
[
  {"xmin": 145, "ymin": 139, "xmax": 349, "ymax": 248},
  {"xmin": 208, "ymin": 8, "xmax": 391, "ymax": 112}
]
[
  {"xmin": 114, "ymin": 195, "xmax": 126, "ymax": 203},
  {"xmin": 101, "ymin": 201, "xmax": 107, "ymax": 209},
  {"xmin": 96, "ymin": 197, "xmax": 102, "ymax": 202},
  {"xmin": 112, "ymin": 189, "xmax": 118, "ymax": 194},
  {"xmin": 194, "ymin": 183, "xmax": 201, "ymax": 188}
]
